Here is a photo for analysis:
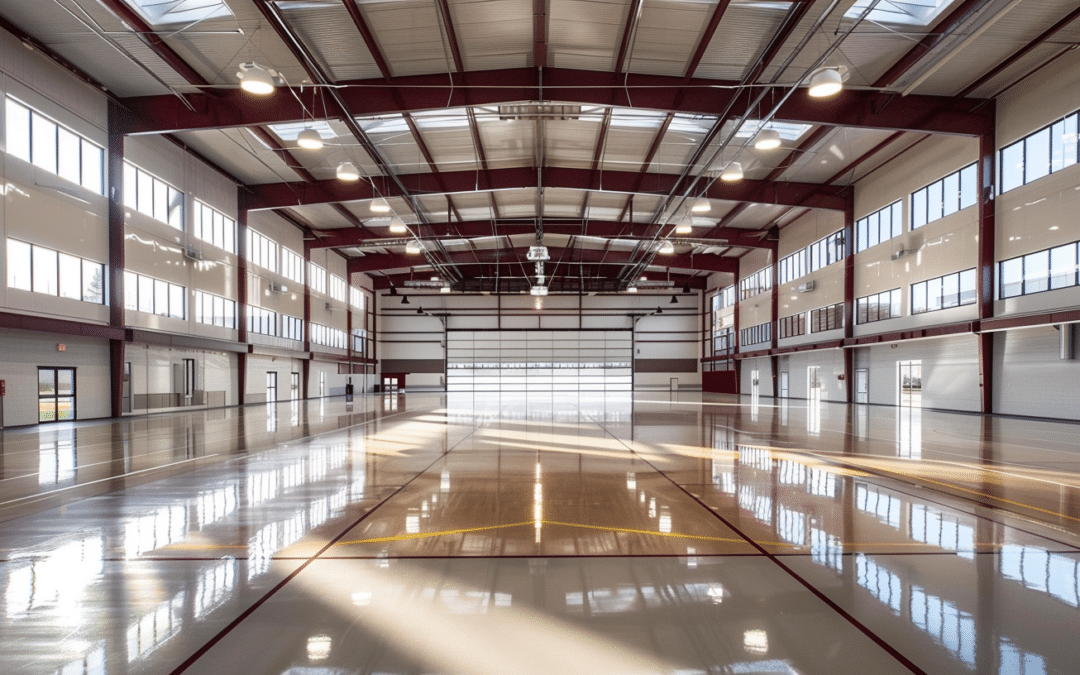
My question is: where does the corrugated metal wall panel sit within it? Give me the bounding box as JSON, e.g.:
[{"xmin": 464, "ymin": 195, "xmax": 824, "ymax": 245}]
[{"xmin": 995, "ymin": 325, "xmax": 1080, "ymax": 420}]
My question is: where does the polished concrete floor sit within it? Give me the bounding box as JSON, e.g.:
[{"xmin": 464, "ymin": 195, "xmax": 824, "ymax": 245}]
[{"xmin": 2, "ymin": 392, "xmax": 1079, "ymax": 675}]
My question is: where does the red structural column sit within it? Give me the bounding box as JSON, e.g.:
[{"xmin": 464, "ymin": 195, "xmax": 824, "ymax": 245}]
[
  {"xmin": 107, "ymin": 101, "xmax": 126, "ymax": 419},
  {"xmin": 236, "ymin": 194, "xmax": 249, "ymax": 406},
  {"xmin": 769, "ymin": 237, "xmax": 779, "ymax": 398},
  {"xmin": 302, "ymin": 242, "xmax": 312, "ymax": 400},
  {"xmin": 977, "ymin": 127, "xmax": 997, "ymax": 413},
  {"xmin": 843, "ymin": 198, "xmax": 856, "ymax": 402},
  {"xmin": 733, "ymin": 272, "xmax": 741, "ymax": 394}
]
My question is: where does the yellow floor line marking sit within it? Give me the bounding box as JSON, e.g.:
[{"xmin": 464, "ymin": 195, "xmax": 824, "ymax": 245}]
[
  {"xmin": 336, "ymin": 521, "xmax": 535, "ymax": 545},
  {"xmin": 807, "ymin": 452, "xmax": 1080, "ymax": 524},
  {"xmin": 535, "ymin": 520, "xmax": 752, "ymax": 545}
]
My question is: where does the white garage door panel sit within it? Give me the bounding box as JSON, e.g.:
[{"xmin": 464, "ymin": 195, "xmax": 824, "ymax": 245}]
[{"xmin": 447, "ymin": 330, "xmax": 632, "ymax": 392}]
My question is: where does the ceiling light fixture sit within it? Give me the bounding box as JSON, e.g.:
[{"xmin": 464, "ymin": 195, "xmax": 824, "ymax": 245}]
[
  {"xmin": 237, "ymin": 63, "xmax": 277, "ymax": 95},
  {"xmin": 296, "ymin": 128, "xmax": 323, "ymax": 149},
  {"xmin": 807, "ymin": 67, "xmax": 843, "ymax": 98},
  {"xmin": 720, "ymin": 162, "xmax": 743, "ymax": 182},
  {"xmin": 417, "ymin": 307, "xmax": 424, "ymax": 314},
  {"xmin": 400, "ymin": 295, "xmax": 410, "ymax": 305},
  {"xmin": 336, "ymin": 161, "xmax": 360, "ymax": 181},
  {"xmin": 627, "ymin": 284, "xmax": 638, "ymax": 293},
  {"xmin": 675, "ymin": 218, "xmax": 693, "ymax": 235},
  {"xmin": 691, "ymin": 199, "xmax": 711, "ymax": 214},
  {"xmin": 754, "ymin": 128, "xmax": 782, "ymax": 150},
  {"xmin": 658, "ymin": 240, "xmax": 675, "ymax": 255},
  {"xmin": 405, "ymin": 241, "xmax": 422, "ymax": 254},
  {"xmin": 670, "ymin": 295, "xmax": 678, "ymax": 304},
  {"xmin": 370, "ymin": 198, "xmax": 390, "ymax": 213},
  {"xmin": 440, "ymin": 285, "xmax": 451, "ymax": 293},
  {"xmin": 389, "ymin": 216, "xmax": 407, "ymax": 234}
]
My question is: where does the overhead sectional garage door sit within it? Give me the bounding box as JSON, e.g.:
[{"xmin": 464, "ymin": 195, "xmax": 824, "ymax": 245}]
[{"xmin": 446, "ymin": 330, "xmax": 632, "ymax": 392}]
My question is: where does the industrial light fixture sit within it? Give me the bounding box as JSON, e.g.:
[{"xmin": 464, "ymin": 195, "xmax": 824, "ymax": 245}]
[
  {"xmin": 296, "ymin": 128, "xmax": 323, "ymax": 149},
  {"xmin": 656, "ymin": 306, "xmax": 664, "ymax": 314},
  {"xmin": 440, "ymin": 285, "xmax": 451, "ymax": 293},
  {"xmin": 720, "ymin": 162, "xmax": 744, "ymax": 182},
  {"xmin": 389, "ymin": 216, "xmax": 407, "ymax": 234},
  {"xmin": 237, "ymin": 63, "xmax": 278, "ymax": 95},
  {"xmin": 405, "ymin": 241, "xmax": 422, "ymax": 254},
  {"xmin": 691, "ymin": 199, "xmax": 711, "ymax": 214},
  {"xmin": 417, "ymin": 307, "xmax": 424, "ymax": 314},
  {"xmin": 754, "ymin": 128, "xmax": 782, "ymax": 150},
  {"xmin": 682, "ymin": 282, "xmax": 691, "ymax": 294},
  {"xmin": 658, "ymin": 240, "xmax": 675, "ymax": 255},
  {"xmin": 627, "ymin": 284, "xmax": 638, "ymax": 293},
  {"xmin": 675, "ymin": 218, "xmax": 693, "ymax": 235},
  {"xmin": 400, "ymin": 295, "xmax": 410, "ymax": 305},
  {"xmin": 336, "ymin": 161, "xmax": 360, "ymax": 181},
  {"xmin": 530, "ymin": 285, "xmax": 548, "ymax": 296},
  {"xmin": 670, "ymin": 294, "xmax": 679, "ymax": 304},
  {"xmin": 807, "ymin": 67, "xmax": 843, "ymax": 98},
  {"xmin": 370, "ymin": 198, "xmax": 391, "ymax": 213}
]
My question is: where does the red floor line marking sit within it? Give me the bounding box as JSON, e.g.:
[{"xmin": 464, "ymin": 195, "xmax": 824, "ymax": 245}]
[
  {"xmin": 164, "ymin": 416, "xmax": 483, "ymax": 675},
  {"xmin": 583, "ymin": 411, "xmax": 930, "ymax": 675}
]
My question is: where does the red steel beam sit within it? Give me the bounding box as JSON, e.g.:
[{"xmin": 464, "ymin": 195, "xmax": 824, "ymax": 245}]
[
  {"xmin": 434, "ymin": 0, "xmax": 466, "ymax": 74},
  {"xmin": 371, "ymin": 270, "xmax": 707, "ymax": 290},
  {"xmin": 350, "ymin": 248, "xmax": 737, "ymax": 274},
  {"xmin": 873, "ymin": 0, "xmax": 995, "ymax": 88},
  {"xmin": 684, "ymin": 0, "xmax": 735, "ymax": 78},
  {"xmin": 312, "ymin": 220, "xmax": 769, "ymax": 249},
  {"xmin": 614, "ymin": 0, "xmax": 644, "ymax": 75},
  {"xmin": 118, "ymin": 68, "xmax": 994, "ymax": 136},
  {"xmin": 246, "ymin": 166, "xmax": 849, "ymax": 211},
  {"xmin": 534, "ymin": 0, "xmax": 548, "ymax": 68},
  {"xmin": 341, "ymin": 0, "xmax": 393, "ymax": 79}
]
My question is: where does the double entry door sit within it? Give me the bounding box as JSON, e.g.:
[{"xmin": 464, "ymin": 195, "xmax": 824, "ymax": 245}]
[{"xmin": 39, "ymin": 367, "xmax": 75, "ymax": 423}]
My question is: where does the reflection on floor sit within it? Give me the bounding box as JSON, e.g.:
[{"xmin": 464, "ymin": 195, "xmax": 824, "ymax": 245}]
[{"xmin": 1, "ymin": 392, "xmax": 1079, "ymax": 674}]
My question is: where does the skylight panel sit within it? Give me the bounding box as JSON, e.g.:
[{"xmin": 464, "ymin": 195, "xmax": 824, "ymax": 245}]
[
  {"xmin": 356, "ymin": 114, "xmax": 411, "ymax": 135},
  {"xmin": 121, "ymin": 0, "xmax": 234, "ymax": 27},
  {"xmin": 736, "ymin": 120, "xmax": 812, "ymax": 141},
  {"xmin": 844, "ymin": 0, "xmax": 951, "ymax": 27},
  {"xmin": 267, "ymin": 120, "xmax": 336, "ymax": 141}
]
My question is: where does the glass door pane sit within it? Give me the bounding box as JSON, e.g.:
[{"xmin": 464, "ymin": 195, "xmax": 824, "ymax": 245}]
[
  {"xmin": 57, "ymin": 369, "xmax": 74, "ymax": 396},
  {"xmin": 39, "ymin": 369, "xmax": 56, "ymax": 396}
]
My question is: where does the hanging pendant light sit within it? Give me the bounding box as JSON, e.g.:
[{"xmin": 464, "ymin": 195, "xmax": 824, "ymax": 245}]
[
  {"xmin": 389, "ymin": 216, "xmax": 407, "ymax": 234},
  {"xmin": 720, "ymin": 162, "xmax": 743, "ymax": 182},
  {"xmin": 297, "ymin": 128, "xmax": 323, "ymax": 149},
  {"xmin": 658, "ymin": 240, "xmax": 675, "ymax": 255},
  {"xmin": 754, "ymin": 128, "xmax": 782, "ymax": 150},
  {"xmin": 691, "ymin": 199, "xmax": 711, "ymax": 214},
  {"xmin": 405, "ymin": 241, "xmax": 422, "ymax": 254},
  {"xmin": 675, "ymin": 218, "xmax": 693, "ymax": 235},
  {"xmin": 807, "ymin": 67, "xmax": 843, "ymax": 98},
  {"xmin": 370, "ymin": 198, "xmax": 391, "ymax": 213},
  {"xmin": 237, "ymin": 63, "xmax": 276, "ymax": 95},
  {"xmin": 336, "ymin": 161, "xmax": 360, "ymax": 181}
]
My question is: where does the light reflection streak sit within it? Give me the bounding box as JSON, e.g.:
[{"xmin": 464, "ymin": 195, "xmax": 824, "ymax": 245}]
[{"xmin": 291, "ymin": 562, "xmax": 674, "ymax": 675}]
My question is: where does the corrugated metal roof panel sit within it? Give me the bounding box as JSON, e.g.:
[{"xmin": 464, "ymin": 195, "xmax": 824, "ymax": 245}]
[
  {"xmin": 363, "ymin": 0, "xmax": 456, "ymax": 77},
  {"xmin": 545, "ymin": 116, "xmax": 605, "ymax": 169},
  {"xmin": 477, "ymin": 117, "xmax": 538, "ymax": 168},
  {"xmin": 624, "ymin": 0, "xmax": 716, "ymax": 76},
  {"xmin": 693, "ymin": 3, "xmax": 792, "ymax": 80},
  {"xmin": 548, "ymin": 0, "xmax": 627, "ymax": 71},
  {"xmin": 279, "ymin": 3, "xmax": 384, "ymax": 81},
  {"xmin": 450, "ymin": 0, "xmax": 532, "ymax": 71}
]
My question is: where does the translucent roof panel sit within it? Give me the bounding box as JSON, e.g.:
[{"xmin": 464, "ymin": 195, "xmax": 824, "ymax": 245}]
[
  {"xmin": 844, "ymin": 0, "xmax": 954, "ymax": 27},
  {"xmin": 120, "ymin": 0, "xmax": 233, "ymax": 27}
]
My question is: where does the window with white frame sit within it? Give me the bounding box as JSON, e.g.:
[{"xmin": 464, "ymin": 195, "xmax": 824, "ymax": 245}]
[
  {"xmin": 5, "ymin": 98, "xmax": 104, "ymax": 195},
  {"xmin": 856, "ymin": 289, "xmax": 901, "ymax": 324},
  {"xmin": 6, "ymin": 239, "xmax": 105, "ymax": 304},
  {"xmin": 123, "ymin": 162, "xmax": 184, "ymax": 228},
  {"xmin": 124, "ymin": 271, "xmax": 185, "ymax": 319},
  {"xmin": 193, "ymin": 201, "xmax": 235, "ymax": 253},
  {"xmin": 779, "ymin": 230, "xmax": 845, "ymax": 284},
  {"xmin": 1000, "ymin": 110, "xmax": 1079, "ymax": 194},
  {"xmin": 999, "ymin": 241, "xmax": 1080, "ymax": 298},
  {"xmin": 248, "ymin": 306, "xmax": 278, "ymax": 337},
  {"xmin": 738, "ymin": 267, "xmax": 772, "ymax": 300},
  {"xmin": 310, "ymin": 323, "xmax": 346, "ymax": 349},
  {"xmin": 308, "ymin": 263, "xmax": 327, "ymax": 294},
  {"xmin": 329, "ymin": 274, "xmax": 347, "ymax": 302},
  {"xmin": 247, "ymin": 229, "xmax": 279, "ymax": 273},
  {"xmin": 193, "ymin": 290, "xmax": 236, "ymax": 329},
  {"xmin": 855, "ymin": 201, "xmax": 902, "ymax": 253},
  {"xmin": 350, "ymin": 286, "xmax": 365, "ymax": 309},
  {"xmin": 282, "ymin": 314, "xmax": 303, "ymax": 341},
  {"xmin": 281, "ymin": 248, "xmax": 304, "ymax": 284},
  {"xmin": 911, "ymin": 163, "xmax": 977, "ymax": 229},
  {"xmin": 911, "ymin": 269, "xmax": 977, "ymax": 314}
]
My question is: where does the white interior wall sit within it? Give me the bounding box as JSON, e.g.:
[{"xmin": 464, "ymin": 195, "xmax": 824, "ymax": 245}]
[
  {"xmin": 246, "ymin": 355, "xmax": 305, "ymax": 404},
  {"xmin": 853, "ymin": 335, "xmax": 980, "ymax": 412},
  {"xmin": 995, "ymin": 325, "xmax": 1080, "ymax": 419}
]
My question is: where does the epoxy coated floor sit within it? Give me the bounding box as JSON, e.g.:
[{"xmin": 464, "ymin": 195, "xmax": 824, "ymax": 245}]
[{"xmin": 2, "ymin": 392, "xmax": 1080, "ymax": 675}]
